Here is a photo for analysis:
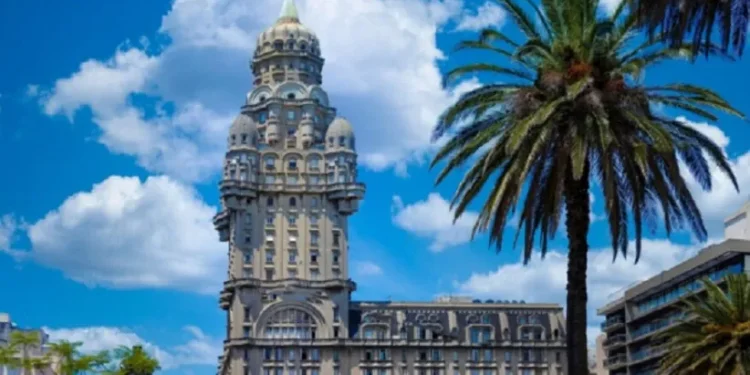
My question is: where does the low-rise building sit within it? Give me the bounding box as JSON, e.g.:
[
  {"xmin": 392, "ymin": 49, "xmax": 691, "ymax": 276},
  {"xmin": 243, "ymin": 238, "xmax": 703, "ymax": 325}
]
[{"xmin": 0, "ymin": 313, "xmax": 54, "ymax": 375}]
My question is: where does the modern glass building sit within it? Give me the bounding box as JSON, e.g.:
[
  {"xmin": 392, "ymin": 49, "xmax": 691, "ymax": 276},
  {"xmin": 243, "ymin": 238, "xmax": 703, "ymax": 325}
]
[{"xmin": 596, "ymin": 238, "xmax": 750, "ymax": 375}]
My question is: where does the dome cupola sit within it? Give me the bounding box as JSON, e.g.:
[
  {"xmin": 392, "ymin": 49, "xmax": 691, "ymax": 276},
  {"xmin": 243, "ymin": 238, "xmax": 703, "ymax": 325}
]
[
  {"xmin": 325, "ymin": 117, "xmax": 355, "ymax": 150},
  {"xmin": 228, "ymin": 113, "xmax": 257, "ymax": 149}
]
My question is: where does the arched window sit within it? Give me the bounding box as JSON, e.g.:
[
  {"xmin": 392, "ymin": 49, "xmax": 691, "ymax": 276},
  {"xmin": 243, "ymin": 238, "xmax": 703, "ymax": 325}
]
[
  {"xmin": 287, "ymin": 93, "xmax": 296, "ymax": 100},
  {"xmin": 262, "ymin": 308, "xmax": 317, "ymax": 339},
  {"xmin": 273, "ymin": 41, "xmax": 283, "ymax": 50},
  {"xmin": 299, "ymin": 42, "xmax": 307, "ymax": 51},
  {"xmin": 290, "ymin": 197, "xmax": 297, "ymax": 207}
]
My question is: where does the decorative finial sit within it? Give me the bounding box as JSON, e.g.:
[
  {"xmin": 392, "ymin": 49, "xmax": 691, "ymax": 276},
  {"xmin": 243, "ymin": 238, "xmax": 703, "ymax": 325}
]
[{"xmin": 277, "ymin": 0, "xmax": 300, "ymax": 24}]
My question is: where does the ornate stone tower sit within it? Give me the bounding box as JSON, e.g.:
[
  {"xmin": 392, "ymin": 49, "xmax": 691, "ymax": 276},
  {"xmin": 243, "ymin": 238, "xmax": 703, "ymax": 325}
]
[{"xmin": 214, "ymin": 1, "xmax": 365, "ymax": 373}]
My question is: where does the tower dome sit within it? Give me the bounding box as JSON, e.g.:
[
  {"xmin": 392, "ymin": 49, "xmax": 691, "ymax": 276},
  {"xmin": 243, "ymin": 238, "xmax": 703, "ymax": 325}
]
[
  {"xmin": 256, "ymin": 0, "xmax": 320, "ymax": 57},
  {"xmin": 228, "ymin": 113, "xmax": 257, "ymax": 148},
  {"xmin": 326, "ymin": 117, "xmax": 355, "ymax": 150}
]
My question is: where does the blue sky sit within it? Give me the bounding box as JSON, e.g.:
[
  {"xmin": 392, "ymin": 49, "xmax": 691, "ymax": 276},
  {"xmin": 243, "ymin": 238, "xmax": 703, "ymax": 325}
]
[{"xmin": 1, "ymin": 0, "xmax": 750, "ymax": 373}]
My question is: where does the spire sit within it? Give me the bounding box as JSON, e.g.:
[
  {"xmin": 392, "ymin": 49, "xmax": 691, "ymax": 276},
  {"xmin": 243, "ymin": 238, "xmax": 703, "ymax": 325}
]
[{"xmin": 277, "ymin": 0, "xmax": 300, "ymax": 24}]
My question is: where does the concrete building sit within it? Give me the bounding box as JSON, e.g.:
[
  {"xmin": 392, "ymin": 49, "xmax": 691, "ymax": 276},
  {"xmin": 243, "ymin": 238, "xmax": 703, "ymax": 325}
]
[
  {"xmin": 597, "ymin": 235, "xmax": 750, "ymax": 375},
  {"xmin": 213, "ymin": 1, "xmax": 567, "ymax": 374},
  {"xmin": 588, "ymin": 334, "xmax": 607, "ymax": 375},
  {"xmin": 0, "ymin": 313, "xmax": 54, "ymax": 375}
]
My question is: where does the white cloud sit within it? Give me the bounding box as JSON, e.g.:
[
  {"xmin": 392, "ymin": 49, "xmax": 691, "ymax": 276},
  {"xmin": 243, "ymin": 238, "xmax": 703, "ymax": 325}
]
[
  {"xmin": 25, "ymin": 175, "xmax": 225, "ymax": 294},
  {"xmin": 599, "ymin": 0, "xmax": 622, "ymax": 15},
  {"xmin": 391, "ymin": 193, "xmax": 478, "ymax": 251},
  {"xmin": 454, "ymin": 238, "xmax": 713, "ymax": 345},
  {"xmin": 44, "ymin": 325, "xmax": 221, "ymax": 370},
  {"xmin": 353, "ymin": 261, "xmax": 383, "ymax": 277},
  {"xmin": 677, "ymin": 117, "xmax": 750, "ymax": 230},
  {"xmin": 26, "ymin": 84, "xmax": 40, "ymax": 98},
  {"xmin": 0, "ymin": 214, "xmax": 19, "ymax": 251},
  {"xmin": 39, "ymin": 0, "xmax": 475, "ymax": 180},
  {"xmin": 455, "ymin": 1, "xmax": 506, "ymax": 31}
]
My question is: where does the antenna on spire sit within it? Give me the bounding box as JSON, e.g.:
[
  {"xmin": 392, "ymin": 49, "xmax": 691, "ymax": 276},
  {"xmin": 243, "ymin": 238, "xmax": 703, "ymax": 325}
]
[{"xmin": 277, "ymin": 0, "xmax": 300, "ymax": 23}]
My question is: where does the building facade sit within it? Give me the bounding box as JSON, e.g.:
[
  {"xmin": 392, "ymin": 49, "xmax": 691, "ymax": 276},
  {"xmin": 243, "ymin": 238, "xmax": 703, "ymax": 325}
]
[
  {"xmin": 596, "ymin": 238, "xmax": 750, "ymax": 375},
  {"xmin": 213, "ymin": 1, "xmax": 567, "ymax": 374}
]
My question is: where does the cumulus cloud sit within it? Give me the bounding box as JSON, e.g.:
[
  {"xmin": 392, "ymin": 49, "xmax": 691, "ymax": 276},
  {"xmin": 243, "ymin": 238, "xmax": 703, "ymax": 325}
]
[
  {"xmin": 45, "ymin": 325, "xmax": 221, "ymax": 370},
  {"xmin": 454, "ymin": 238, "xmax": 716, "ymax": 345},
  {"xmin": 353, "ymin": 261, "xmax": 383, "ymax": 277},
  {"xmin": 25, "ymin": 175, "xmax": 225, "ymax": 294},
  {"xmin": 391, "ymin": 193, "xmax": 478, "ymax": 251},
  {"xmin": 455, "ymin": 1, "xmax": 506, "ymax": 31},
  {"xmin": 38, "ymin": 0, "xmax": 476, "ymax": 181},
  {"xmin": 677, "ymin": 117, "xmax": 750, "ymax": 231}
]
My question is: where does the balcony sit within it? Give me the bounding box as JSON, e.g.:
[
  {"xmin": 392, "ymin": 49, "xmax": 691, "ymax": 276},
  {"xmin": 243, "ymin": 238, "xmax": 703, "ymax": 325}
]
[
  {"xmin": 601, "ymin": 316, "xmax": 625, "ymax": 332},
  {"xmin": 603, "ymin": 334, "xmax": 627, "ymax": 349},
  {"xmin": 605, "ymin": 354, "xmax": 628, "ymax": 370},
  {"xmin": 631, "ymin": 345, "xmax": 667, "ymax": 364}
]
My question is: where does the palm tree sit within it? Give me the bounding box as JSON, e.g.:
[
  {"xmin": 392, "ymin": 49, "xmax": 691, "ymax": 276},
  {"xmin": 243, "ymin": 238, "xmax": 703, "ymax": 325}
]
[
  {"xmin": 629, "ymin": 0, "xmax": 749, "ymax": 57},
  {"xmin": 0, "ymin": 344, "xmax": 19, "ymax": 373},
  {"xmin": 658, "ymin": 273, "xmax": 750, "ymax": 374},
  {"xmin": 10, "ymin": 331, "xmax": 44, "ymax": 375},
  {"xmin": 47, "ymin": 340, "xmax": 110, "ymax": 375},
  {"xmin": 431, "ymin": 0, "xmax": 743, "ymax": 373},
  {"xmin": 110, "ymin": 345, "xmax": 160, "ymax": 375}
]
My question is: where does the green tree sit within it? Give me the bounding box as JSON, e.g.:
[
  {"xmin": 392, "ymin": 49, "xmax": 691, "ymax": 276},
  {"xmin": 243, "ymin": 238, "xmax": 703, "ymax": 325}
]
[
  {"xmin": 9, "ymin": 331, "xmax": 47, "ymax": 375},
  {"xmin": 109, "ymin": 345, "xmax": 160, "ymax": 375},
  {"xmin": 0, "ymin": 344, "xmax": 19, "ymax": 372},
  {"xmin": 658, "ymin": 273, "xmax": 750, "ymax": 374},
  {"xmin": 431, "ymin": 0, "xmax": 743, "ymax": 373},
  {"xmin": 47, "ymin": 340, "xmax": 110, "ymax": 375},
  {"xmin": 630, "ymin": 0, "xmax": 749, "ymax": 57}
]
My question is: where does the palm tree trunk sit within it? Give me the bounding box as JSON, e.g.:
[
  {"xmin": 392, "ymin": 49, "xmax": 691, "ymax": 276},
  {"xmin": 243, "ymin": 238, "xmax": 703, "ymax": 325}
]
[{"xmin": 564, "ymin": 163, "xmax": 590, "ymax": 375}]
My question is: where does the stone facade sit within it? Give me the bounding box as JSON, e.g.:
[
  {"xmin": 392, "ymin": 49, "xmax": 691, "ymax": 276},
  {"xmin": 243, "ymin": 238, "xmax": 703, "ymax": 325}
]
[{"xmin": 214, "ymin": 1, "xmax": 567, "ymax": 374}]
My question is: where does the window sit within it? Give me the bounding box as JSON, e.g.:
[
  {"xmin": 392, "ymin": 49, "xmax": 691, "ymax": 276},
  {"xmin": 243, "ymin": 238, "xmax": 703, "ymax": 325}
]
[
  {"xmin": 483, "ymin": 349, "xmax": 493, "ymax": 362},
  {"xmin": 309, "ymin": 158, "xmax": 320, "ymax": 169},
  {"xmin": 310, "ymin": 175, "xmax": 320, "ymax": 185},
  {"xmin": 310, "ymin": 231, "xmax": 319, "ymax": 246},
  {"xmin": 469, "ymin": 327, "xmax": 492, "ymax": 344},
  {"xmin": 244, "ymin": 253, "xmax": 252, "ymax": 264},
  {"xmin": 259, "ymin": 111, "xmax": 268, "ymax": 123},
  {"xmin": 332, "ymin": 251, "xmax": 340, "ymax": 264},
  {"xmin": 470, "ymin": 349, "xmax": 479, "ymax": 362},
  {"xmin": 311, "ymin": 251, "xmax": 319, "ymax": 263},
  {"xmin": 333, "ymin": 306, "xmax": 340, "ymax": 321},
  {"xmin": 363, "ymin": 326, "xmax": 388, "ymax": 339},
  {"xmin": 481, "ymin": 314, "xmax": 491, "ymax": 324},
  {"xmin": 311, "ymin": 197, "xmax": 319, "ymax": 208},
  {"xmin": 241, "ymin": 134, "xmax": 247, "ymax": 144},
  {"xmin": 310, "ymin": 214, "xmax": 319, "ymax": 225},
  {"xmin": 244, "ymin": 236, "xmax": 251, "ymax": 244},
  {"xmin": 504, "ymin": 351, "xmax": 512, "ymax": 363},
  {"xmin": 265, "ymin": 250, "xmax": 274, "ymax": 264},
  {"xmin": 267, "ymin": 197, "xmax": 274, "ymax": 207},
  {"xmin": 289, "ymin": 158, "xmax": 297, "ymax": 169},
  {"xmin": 288, "ymin": 269, "xmax": 297, "ymax": 278},
  {"xmin": 555, "ymin": 351, "xmax": 561, "ymax": 363},
  {"xmin": 288, "ymin": 93, "xmax": 296, "ymax": 100},
  {"xmin": 265, "ymin": 156, "xmax": 275, "ymax": 169},
  {"xmin": 288, "ymin": 250, "xmax": 297, "ymax": 263},
  {"xmin": 265, "ymin": 175, "xmax": 275, "ymax": 184},
  {"xmin": 311, "ymin": 269, "xmax": 320, "ymax": 280},
  {"xmin": 290, "ymin": 197, "xmax": 297, "ymax": 207},
  {"xmin": 244, "ymin": 307, "xmax": 250, "ymax": 322},
  {"xmin": 288, "ymin": 349, "xmax": 296, "ymax": 361},
  {"xmin": 266, "ymin": 216, "xmax": 275, "ymax": 225},
  {"xmin": 262, "ymin": 308, "xmax": 317, "ymax": 339},
  {"xmin": 333, "ymin": 351, "xmax": 339, "ymax": 362},
  {"xmin": 245, "ymin": 212, "xmax": 252, "ymax": 224},
  {"xmin": 287, "ymin": 111, "xmax": 296, "ymax": 120},
  {"xmin": 288, "ymin": 214, "xmax": 297, "ymax": 226},
  {"xmin": 337, "ymin": 174, "xmax": 346, "ymax": 183},
  {"xmin": 244, "ymin": 327, "xmax": 250, "ymax": 337},
  {"xmin": 332, "ymin": 232, "xmax": 340, "ymax": 246},
  {"xmin": 339, "ymin": 136, "xmax": 346, "ymax": 146}
]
